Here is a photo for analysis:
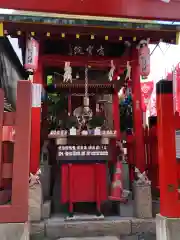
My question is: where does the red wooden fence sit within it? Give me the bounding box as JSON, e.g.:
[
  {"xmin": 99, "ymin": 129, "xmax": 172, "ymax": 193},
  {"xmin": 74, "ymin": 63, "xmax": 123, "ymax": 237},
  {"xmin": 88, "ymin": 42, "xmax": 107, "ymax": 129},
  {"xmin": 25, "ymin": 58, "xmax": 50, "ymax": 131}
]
[
  {"xmin": 126, "ymin": 112, "xmax": 180, "ymax": 193},
  {"xmin": 126, "ymin": 125, "xmax": 160, "ymax": 192},
  {"xmin": 0, "ymin": 81, "xmax": 31, "ymax": 223}
]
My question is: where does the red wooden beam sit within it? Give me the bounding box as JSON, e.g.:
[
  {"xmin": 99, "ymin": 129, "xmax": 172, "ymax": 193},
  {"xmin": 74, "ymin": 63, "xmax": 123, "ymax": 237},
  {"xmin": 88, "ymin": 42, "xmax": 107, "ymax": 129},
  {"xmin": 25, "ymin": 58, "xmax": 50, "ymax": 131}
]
[
  {"xmin": 131, "ymin": 48, "xmax": 145, "ymax": 173},
  {"xmin": 0, "ymin": 89, "xmax": 4, "ymax": 191},
  {"xmin": 30, "ymin": 62, "xmax": 42, "ymax": 174},
  {"xmin": 2, "ymin": 163, "xmax": 12, "ymax": 178},
  {"xmin": 3, "ymin": 22, "xmax": 176, "ymax": 43},
  {"xmin": 3, "ymin": 112, "xmax": 16, "ymax": 126},
  {"xmin": 2, "ymin": 126, "xmax": 15, "ymax": 142},
  {"xmin": 0, "ymin": 205, "xmax": 30, "ymax": 223},
  {"xmin": 11, "ymin": 81, "xmax": 32, "ymax": 221},
  {"xmin": 0, "ymin": 81, "xmax": 32, "ymax": 223},
  {"xmin": 1, "ymin": 0, "xmax": 180, "ymax": 21}
]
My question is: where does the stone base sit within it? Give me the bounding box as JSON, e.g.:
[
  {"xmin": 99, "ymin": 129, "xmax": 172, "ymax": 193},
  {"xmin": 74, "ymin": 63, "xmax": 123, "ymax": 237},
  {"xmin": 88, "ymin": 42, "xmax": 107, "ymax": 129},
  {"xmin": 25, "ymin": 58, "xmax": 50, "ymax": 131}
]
[
  {"xmin": 133, "ymin": 182, "xmax": 152, "ymax": 218},
  {"xmin": 30, "ymin": 222, "xmax": 45, "ymax": 240},
  {"xmin": 122, "ymin": 163, "xmax": 130, "ymax": 190},
  {"xmin": 40, "ymin": 164, "xmax": 51, "ymax": 200},
  {"xmin": 46, "ymin": 218, "xmax": 131, "ymax": 239},
  {"xmin": 0, "ymin": 222, "xmax": 29, "ymax": 240},
  {"xmin": 152, "ymin": 200, "xmax": 160, "ymax": 217},
  {"xmin": 156, "ymin": 214, "xmax": 180, "ymax": 240},
  {"xmin": 42, "ymin": 200, "xmax": 51, "ymax": 219},
  {"xmin": 118, "ymin": 200, "xmax": 134, "ymax": 217},
  {"xmin": 29, "ymin": 183, "xmax": 43, "ymax": 221},
  {"xmin": 120, "ymin": 234, "xmax": 156, "ymax": 239}
]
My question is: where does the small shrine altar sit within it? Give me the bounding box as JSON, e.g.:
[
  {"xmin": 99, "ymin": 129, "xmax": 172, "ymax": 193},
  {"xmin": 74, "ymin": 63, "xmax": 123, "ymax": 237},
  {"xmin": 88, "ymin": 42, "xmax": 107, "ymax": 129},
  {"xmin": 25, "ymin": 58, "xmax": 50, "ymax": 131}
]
[
  {"xmin": 48, "ymin": 132, "xmax": 116, "ymax": 217},
  {"xmin": 45, "ymin": 65, "xmax": 122, "ymax": 218}
]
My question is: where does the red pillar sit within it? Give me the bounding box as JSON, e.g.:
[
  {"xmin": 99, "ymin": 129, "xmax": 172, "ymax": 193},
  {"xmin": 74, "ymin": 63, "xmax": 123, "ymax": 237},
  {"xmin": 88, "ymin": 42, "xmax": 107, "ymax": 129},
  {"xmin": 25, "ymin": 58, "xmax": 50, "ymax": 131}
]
[
  {"xmin": 112, "ymin": 77, "xmax": 121, "ymax": 140},
  {"xmin": 156, "ymin": 80, "xmax": 180, "ymax": 217},
  {"xmin": 12, "ymin": 81, "xmax": 32, "ymax": 221},
  {"xmin": 30, "ymin": 61, "xmax": 42, "ymax": 174},
  {"xmin": 109, "ymin": 72, "xmax": 121, "ymax": 166},
  {"xmin": 176, "ymin": 66, "xmax": 180, "ymax": 113},
  {"xmin": 131, "ymin": 48, "xmax": 145, "ymax": 172},
  {"xmin": 110, "ymin": 70, "xmax": 121, "ymax": 164}
]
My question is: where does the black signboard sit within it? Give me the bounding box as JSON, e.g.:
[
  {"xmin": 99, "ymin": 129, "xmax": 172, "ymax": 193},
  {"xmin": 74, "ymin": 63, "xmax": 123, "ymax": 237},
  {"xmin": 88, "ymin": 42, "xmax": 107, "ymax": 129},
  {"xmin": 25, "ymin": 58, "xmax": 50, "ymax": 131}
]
[
  {"xmin": 57, "ymin": 145, "xmax": 109, "ymax": 162},
  {"xmin": 44, "ymin": 40, "xmax": 125, "ymax": 57}
]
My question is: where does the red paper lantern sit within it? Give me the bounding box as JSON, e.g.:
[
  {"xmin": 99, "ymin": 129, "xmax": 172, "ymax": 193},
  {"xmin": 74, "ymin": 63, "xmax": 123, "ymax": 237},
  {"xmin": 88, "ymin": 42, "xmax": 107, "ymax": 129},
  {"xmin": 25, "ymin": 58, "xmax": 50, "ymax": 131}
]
[{"xmin": 24, "ymin": 38, "xmax": 39, "ymax": 71}]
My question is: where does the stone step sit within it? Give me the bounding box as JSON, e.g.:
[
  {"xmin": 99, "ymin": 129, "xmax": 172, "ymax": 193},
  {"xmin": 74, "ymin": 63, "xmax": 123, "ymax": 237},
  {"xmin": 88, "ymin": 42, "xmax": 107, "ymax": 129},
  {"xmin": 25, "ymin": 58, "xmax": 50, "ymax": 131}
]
[
  {"xmin": 31, "ymin": 217, "xmax": 156, "ymax": 240},
  {"xmin": 45, "ymin": 217, "xmax": 131, "ymax": 239},
  {"xmin": 58, "ymin": 237, "xmax": 119, "ymax": 240},
  {"xmin": 31, "ymin": 235, "xmax": 156, "ymax": 240}
]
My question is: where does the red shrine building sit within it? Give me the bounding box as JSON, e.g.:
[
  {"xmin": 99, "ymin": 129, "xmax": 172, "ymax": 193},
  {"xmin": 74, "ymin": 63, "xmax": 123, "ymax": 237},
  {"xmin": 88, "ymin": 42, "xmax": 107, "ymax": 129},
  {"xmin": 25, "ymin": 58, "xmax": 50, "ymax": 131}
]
[{"xmin": 0, "ymin": 1, "xmax": 180, "ymax": 239}]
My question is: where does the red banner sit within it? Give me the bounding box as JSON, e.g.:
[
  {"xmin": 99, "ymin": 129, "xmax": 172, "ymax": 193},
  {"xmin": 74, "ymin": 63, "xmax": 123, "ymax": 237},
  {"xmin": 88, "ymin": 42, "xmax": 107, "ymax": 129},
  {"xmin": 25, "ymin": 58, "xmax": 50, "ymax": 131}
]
[{"xmin": 141, "ymin": 81, "xmax": 154, "ymax": 112}]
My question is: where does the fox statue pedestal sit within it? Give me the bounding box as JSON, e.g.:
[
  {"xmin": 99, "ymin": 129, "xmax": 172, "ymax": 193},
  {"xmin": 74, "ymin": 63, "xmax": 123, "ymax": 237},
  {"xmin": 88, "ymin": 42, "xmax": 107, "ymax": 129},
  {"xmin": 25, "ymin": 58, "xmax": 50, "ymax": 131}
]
[
  {"xmin": 133, "ymin": 182, "xmax": 152, "ymax": 218},
  {"xmin": 29, "ymin": 173, "xmax": 43, "ymax": 221},
  {"xmin": 40, "ymin": 163, "xmax": 51, "ymax": 200}
]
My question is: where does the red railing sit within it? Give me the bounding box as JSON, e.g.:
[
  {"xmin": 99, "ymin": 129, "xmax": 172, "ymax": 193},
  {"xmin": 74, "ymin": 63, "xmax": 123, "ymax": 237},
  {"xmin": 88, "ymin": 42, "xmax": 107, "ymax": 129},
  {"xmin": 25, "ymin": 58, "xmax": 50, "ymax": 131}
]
[
  {"xmin": 126, "ymin": 112, "xmax": 180, "ymax": 193},
  {"xmin": 126, "ymin": 134, "xmax": 135, "ymax": 185},
  {"xmin": 145, "ymin": 125, "xmax": 159, "ymax": 191},
  {"xmin": 0, "ymin": 81, "xmax": 31, "ymax": 223},
  {"xmin": 126, "ymin": 124, "xmax": 159, "ymax": 191}
]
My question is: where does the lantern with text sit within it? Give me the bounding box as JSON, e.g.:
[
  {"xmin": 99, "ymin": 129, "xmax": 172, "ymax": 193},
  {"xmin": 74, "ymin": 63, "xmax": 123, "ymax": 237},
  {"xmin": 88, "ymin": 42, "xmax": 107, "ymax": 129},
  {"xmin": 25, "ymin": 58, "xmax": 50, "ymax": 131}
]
[
  {"xmin": 141, "ymin": 81, "xmax": 154, "ymax": 112},
  {"xmin": 138, "ymin": 40, "xmax": 150, "ymax": 77},
  {"xmin": 24, "ymin": 38, "xmax": 39, "ymax": 72}
]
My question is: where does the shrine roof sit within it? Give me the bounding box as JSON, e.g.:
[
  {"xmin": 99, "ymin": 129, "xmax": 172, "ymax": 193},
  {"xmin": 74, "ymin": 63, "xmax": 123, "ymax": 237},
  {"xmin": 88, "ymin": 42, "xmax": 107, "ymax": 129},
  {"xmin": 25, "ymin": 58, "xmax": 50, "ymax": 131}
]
[
  {"xmin": 1, "ymin": 1, "xmax": 180, "ymax": 21},
  {"xmin": 2, "ymin": 14, "xmax": 177, "ymax": 43}
]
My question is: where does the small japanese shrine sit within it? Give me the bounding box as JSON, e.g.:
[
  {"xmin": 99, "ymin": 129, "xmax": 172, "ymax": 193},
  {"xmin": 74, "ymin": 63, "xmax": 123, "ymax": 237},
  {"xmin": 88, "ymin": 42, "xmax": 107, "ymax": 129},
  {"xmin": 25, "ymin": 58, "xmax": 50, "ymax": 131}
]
[{"xmin": 0, "ymin": 0, "xmax": 180, "ymax": 239}]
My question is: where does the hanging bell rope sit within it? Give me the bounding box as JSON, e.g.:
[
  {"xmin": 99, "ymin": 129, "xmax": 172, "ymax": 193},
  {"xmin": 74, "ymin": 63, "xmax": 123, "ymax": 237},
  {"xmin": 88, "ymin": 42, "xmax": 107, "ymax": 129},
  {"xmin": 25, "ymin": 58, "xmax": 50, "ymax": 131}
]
[{"xmin": 83, "ymin": 66, "xmax": 89, "ymax": 108}]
